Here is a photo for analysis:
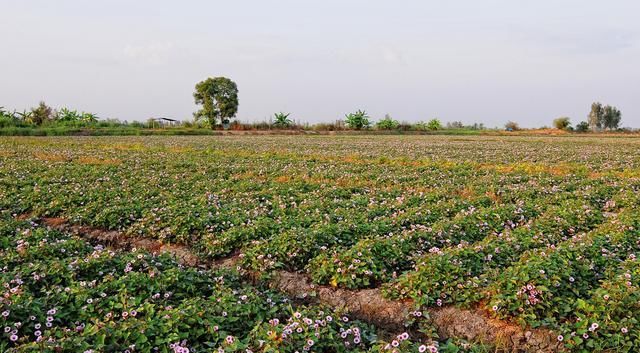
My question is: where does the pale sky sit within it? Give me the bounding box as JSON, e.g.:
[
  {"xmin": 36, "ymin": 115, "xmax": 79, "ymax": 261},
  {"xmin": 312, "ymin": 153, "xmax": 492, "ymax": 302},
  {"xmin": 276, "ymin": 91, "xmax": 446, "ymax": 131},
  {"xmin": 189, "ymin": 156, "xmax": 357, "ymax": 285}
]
[{"xmin": 1, "ymin": 0, "xmax": 639, "ymax": 127}]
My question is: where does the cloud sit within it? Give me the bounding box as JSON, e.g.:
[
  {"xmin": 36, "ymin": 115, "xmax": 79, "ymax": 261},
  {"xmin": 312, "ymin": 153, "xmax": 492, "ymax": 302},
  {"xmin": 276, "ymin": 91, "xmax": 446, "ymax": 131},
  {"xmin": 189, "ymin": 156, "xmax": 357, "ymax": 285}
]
[
  {"xmin": 121, "ymin": 41, "xmax": 175, "ymax": 65},
  {"xmin": 381, "ymin": 47, "xmax": 404, "ymax": 64},
  {"xmin": 511, "ymin": 25, "xmax": 636, "ymax": 55}
]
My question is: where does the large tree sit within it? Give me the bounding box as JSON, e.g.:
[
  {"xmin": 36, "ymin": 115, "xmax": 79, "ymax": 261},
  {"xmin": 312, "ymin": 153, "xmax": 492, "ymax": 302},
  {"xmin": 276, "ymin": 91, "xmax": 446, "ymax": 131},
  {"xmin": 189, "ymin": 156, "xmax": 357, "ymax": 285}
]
[
  {"xmin": 193, "ymin": 77, "xmax": 238, "ymax": 128},
  {"xmin": 602, "ymin": 105, "xmax": 622, "ymax": 130},
  {"xmin": 30, "ymin": 101, "xmax": 53, "ymax": 126},
  {"xmin": 587, "ymin": 102, "xmax": 622, "ymax": 131},
  {"xmin": 588, "ymin": 102, "xmax": 603, "ymax": 132}
]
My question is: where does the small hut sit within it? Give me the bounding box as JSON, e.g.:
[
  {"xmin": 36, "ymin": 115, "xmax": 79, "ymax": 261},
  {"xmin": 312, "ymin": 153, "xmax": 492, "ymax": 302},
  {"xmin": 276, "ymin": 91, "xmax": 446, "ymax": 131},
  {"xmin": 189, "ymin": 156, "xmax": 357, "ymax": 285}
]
[{"xmin": 150, "ymin": 118, "xmax": 179, "ymax": 128}]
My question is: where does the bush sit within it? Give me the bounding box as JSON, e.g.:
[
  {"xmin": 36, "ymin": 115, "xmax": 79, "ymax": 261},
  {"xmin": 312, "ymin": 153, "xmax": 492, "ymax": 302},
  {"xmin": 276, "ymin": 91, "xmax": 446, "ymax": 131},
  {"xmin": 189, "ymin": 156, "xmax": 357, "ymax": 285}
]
[
  {"xmin": 553, "ymin": 117, "xmax": 571, "ymax": 130},
  {"xmin": 375, "ymin": 114, "xmax": 400, "ymax": 130},
  {"xmin": 504, "ymin": 121, "xmax": 519, "ymax": 131},
  {"xmin": 312, "ymin": 122, "xmax": 344, "ymax": 131},
  {"xmin": 575, "ymin": 121, "xmax": 590, "ymax": 132},
  {"xmin": 29, "ymin": 101, "xmax": 54, "ymax": 126},
  {"xmin": 426, "ymin": 118, "xmax": 442, "ymax": 131},
  {"xmin": 345, "ymin": 110, "xmax": 371, "ymax": 130},
  {"xmin": 273, "ymin": 112, "xmax": 293, "ymax": 128}
]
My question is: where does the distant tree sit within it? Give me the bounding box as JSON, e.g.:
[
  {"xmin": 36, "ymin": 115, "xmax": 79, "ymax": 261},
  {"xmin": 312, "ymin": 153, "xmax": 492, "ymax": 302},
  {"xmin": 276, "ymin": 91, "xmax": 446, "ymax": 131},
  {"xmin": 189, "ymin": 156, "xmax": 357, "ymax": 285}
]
[
  {"xmin": 0, "ymin": 107, "xmax": 16, "ymax": 121},
  {"xmin": 588, "ymin": 102, "xmax": 603, "ymax": 131},
  {"xmin": 16, "ymin": 110, "xmax": 33, "ymax": 123},
  {"xmin": 375, "ymin": 114, "xmax": 400, "ymax": 130},
  {"xmin": 345, "ymin": 110, "xmax": 371, "ymax": 130},
  {"xmin": 193, "ymin": 77, "xmax": 238, "ymax": 129},
  {"xmin": 504, "ymin": 121, "xmax": 520, "ymax": 131},
  {"xmin": 30, "ymin": 101, "xmax": 53, "ymax": 126},
  {"xmin": 55, "ymin": 108, "xmax": 80, "ymax": 122},
  {"xmin": 81, "ymin": 112, "xmax": 98, "ymax": 123},
  {"xmin": 446, "ymin": 121, "xmax": 464, "ymax": 129},
  {"xmin": 425, "ymin": 118, "xmax": 442, "ymax": 131},
  {"xmin": 0, "ymin": 107, "xmax": 21, "ymax": 128},
  {"xmin": 553, "ymin": 117, "xmax": 571, "ymax": 130},
  {"xmin": 575, "ymin": 121, "xmax": 590, "ymax": 132},
  {"xmin": 470, "ymin": 122, "xmax": 485, "ymax": 130},
  {"xmin": 273, "ymin": 112, "xmax": 293, "ymax": 128},
  {"xmin": 587, "ymin": 102, "xmax": 621, "ymax": 131},
  {"xmin": 601, "ymin": 105, "xmax": 622, "ymax": 130}
]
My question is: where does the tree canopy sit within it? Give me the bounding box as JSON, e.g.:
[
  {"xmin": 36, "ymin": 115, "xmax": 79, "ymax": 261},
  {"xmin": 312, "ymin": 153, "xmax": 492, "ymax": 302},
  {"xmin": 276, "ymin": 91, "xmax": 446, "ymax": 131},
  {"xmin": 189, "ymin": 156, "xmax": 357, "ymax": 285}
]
[
  {"xmin": 588, "ymin": 102, "xmax": 622, "ymax": 131},
  {"xmin": 193, "ymin": 77, "xmax": 238, "ymax": 129},
  {"xmin": 602, "ymin": 105, "xmax": 622, "ymax": 130},
  {"xmin": 553, "ymin": 117, "xmax": 571, "ymax": 130}
]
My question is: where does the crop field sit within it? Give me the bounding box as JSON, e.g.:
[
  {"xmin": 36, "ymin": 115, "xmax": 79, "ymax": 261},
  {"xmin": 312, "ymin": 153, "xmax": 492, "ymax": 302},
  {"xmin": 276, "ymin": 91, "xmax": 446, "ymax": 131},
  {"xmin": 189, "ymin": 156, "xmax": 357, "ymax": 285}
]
[{"xmin": 2, "ymin": 135, "xmax": 640, "ymax": 353}]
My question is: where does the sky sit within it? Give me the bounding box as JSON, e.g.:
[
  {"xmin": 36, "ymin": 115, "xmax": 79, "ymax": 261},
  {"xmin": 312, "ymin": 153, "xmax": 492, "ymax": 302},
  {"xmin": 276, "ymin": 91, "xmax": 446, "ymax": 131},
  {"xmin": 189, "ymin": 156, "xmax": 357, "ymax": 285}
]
[{"xmin": 1, "ymin": 0, "xmax": 639, "ymax": 128}]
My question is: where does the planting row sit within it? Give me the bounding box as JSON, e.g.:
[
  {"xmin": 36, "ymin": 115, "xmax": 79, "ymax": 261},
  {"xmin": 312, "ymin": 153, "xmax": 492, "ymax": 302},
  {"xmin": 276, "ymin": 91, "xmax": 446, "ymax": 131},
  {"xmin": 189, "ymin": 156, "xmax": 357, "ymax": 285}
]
[{"xmin": 0, "ymin": 215, "xmax": 490, "ymax": 352}]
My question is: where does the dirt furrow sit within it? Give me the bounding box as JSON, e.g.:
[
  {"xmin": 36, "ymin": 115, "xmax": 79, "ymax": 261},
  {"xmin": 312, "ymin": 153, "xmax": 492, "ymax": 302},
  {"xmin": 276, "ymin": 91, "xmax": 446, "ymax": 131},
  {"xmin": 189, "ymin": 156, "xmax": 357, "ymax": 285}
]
[{"xmin": 40, "ymin": 217, "xmax": 562, "ymax": 353}]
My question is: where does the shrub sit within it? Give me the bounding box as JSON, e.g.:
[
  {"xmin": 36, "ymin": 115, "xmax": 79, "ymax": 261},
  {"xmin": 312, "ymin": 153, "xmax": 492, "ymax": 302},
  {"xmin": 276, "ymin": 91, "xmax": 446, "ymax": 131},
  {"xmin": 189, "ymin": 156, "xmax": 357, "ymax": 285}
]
[
  {"xmin": 575, "ymin": 121, "xmax": 590, "ymax": 132},
  {"xmin": 29, "ymin": 101, "xmax": 53, "ymax": 126},
  {"xmin": 345, "ymin": 110, "xmax": 371, "ymax": 130},
  {"xmin": 375, "ymin": 114, "xmax": 400, "ymax": 130},
  {"xmin": 273, "ymin": 112, "xmax": 293, "ymax": 128},
  {"xmin": 553, "ymin": 117, "xmax": 571, "ymax": 130},
  {"xmin": 504, "ymin": 121, "xmax": 519, "ymax": 131},
  {"xmin": 426, "ymin": 118, "xmax": 442, "ymax": 131}
]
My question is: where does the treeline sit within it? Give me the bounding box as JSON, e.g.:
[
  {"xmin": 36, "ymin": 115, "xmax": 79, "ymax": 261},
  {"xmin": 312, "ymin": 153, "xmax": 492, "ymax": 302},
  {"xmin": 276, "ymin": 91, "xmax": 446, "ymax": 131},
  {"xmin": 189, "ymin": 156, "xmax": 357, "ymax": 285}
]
[
  {"xmin": 0, "ymin": 100, "xmax": 634, "ymax": 135},
  {"xmin": 510, "ymin": 102, "xmax": 625, "ymax": 133},
  {"xmin": 1, "ymin": 102, "xmax": 106, "ymax": 128},
  {"xmin": 0, "ymin": 102, "xmax": 485, "ymax": 133}
]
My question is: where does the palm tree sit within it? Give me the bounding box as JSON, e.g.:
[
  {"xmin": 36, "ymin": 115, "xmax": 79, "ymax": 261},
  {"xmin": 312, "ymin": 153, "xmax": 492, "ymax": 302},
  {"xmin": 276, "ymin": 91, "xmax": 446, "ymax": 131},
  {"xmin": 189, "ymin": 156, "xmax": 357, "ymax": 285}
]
[
  {"xmin": 273, "ymin": 112, "xmax": 293, "ymax": 128},
  {"xmin": 81, "ymin": 112, "xmax": 98, "ymax": 123}
]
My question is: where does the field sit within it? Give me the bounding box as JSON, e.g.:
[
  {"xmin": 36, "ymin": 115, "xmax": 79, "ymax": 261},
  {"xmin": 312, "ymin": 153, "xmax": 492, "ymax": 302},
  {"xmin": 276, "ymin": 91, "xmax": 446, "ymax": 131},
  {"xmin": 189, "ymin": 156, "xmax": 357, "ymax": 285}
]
[{"xmin": 2, "ymin": 135, "xmax": 640, "ymax": 353}]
